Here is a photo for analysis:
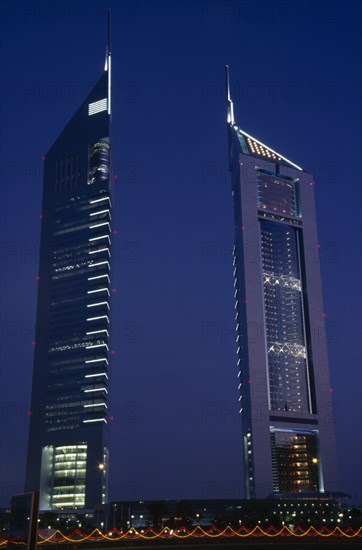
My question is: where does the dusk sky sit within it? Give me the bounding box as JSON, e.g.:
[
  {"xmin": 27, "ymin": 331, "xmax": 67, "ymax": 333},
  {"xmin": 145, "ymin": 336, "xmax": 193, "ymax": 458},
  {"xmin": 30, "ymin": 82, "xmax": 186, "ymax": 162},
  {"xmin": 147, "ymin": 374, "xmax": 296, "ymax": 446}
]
[{"xmin": 0, "ymin": 0, "xmax": 361, "ymax": 507}]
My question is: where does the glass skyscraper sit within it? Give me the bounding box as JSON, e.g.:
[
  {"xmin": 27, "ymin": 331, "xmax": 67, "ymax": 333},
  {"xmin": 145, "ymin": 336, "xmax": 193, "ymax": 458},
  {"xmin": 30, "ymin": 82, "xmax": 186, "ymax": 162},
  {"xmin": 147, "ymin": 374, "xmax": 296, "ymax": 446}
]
[
  {"xmin": 226, "ymin": 67, "xmax": 338, "ymax": 499},
  {"xmin": 25, "ymin": 41, "xmax": 112, "ymax": 511}
]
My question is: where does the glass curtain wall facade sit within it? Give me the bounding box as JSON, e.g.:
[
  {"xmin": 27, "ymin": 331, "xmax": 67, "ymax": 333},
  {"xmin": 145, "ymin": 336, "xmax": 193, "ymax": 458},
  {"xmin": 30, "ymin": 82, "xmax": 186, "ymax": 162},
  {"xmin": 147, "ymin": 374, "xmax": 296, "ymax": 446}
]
[
  {"xmin": 25, "ymin": 50, "xmax": 112, "ymax": 511},
  {"xmin": 226, "ymin": 67, "xmax": 338, "ymax": 499}
]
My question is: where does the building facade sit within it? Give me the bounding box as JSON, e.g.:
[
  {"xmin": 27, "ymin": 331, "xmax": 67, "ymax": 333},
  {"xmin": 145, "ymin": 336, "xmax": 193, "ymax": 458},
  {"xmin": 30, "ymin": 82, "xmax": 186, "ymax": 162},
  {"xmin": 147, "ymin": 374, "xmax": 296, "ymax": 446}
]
[
  {"xmin": 226, "ymin": 67, "xmax": 338, "ymax": 499},
  {"xmin": 25, "ymin": 45, "xmax": 113, "ymax": 511}
]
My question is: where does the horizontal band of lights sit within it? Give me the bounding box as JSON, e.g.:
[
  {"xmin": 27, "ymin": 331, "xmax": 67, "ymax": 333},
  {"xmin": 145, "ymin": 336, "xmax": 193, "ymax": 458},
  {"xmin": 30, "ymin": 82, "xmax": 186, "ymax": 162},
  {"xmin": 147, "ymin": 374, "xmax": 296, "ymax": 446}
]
[
  {"xmin": 83, "ymin": 403, "xmax": 107, "ymax": 408},
  {"xmin": 52, "ymin": 467, "xmax": 86, "ymax": 473},
  {"xmin": 90, "ymin": 209, "xmax": 111, "ymax": 217},
  {"xmin": 88, "ymin": 248, "xmax": 111, "ymax": 255},
  {"xmin": 263, "ymin": 273, "xmax": 301, "ymax": 291},
  {"xmin": 87, "ymin": 289, "xmax": 110, "ymax": 296},
  {"xmin": 88, "ymin": 274, "xmax": 110, "ymax": 282},
  {"xmin": 86, "ymin": 315, "xmax": 109, "ymax": 322},
  {"xmin": 52, "ymin": 501, "xmax": 84, "ymax": 509},
  {"xmin": 83, "ymin": 418, "xmax": 107, "ymax": 423},
  {"xmin": 85, "ymin": 372, "xmax": 108, "ymax": 378},
  {"xmin": 89, "ymin": 222, "xmax": 111, "ymax": 229},
  {"xmin": 268, "ymin": 342, "xmax": 306, "ymax": 358},
  {"xmin": 56, "ymin": 445, "xmax": 86, "ymax": 451},
  {"xmin": 86, "ymin": 302, "xmax": 110, "ymax": 309},
  {"xmin": 14, "ymin": 524, "xmax": 359, "ymax": 546},
  {"xmin": 89, "ymin": 235, "xmax": 111, "ymax": 242},
  {"xmin": 52, "ymin": 494, "xmax": 85, "ymax": 500},
  {"xmin": 83, "ymin": 387, "xmax": 108, "ymax": 393},
  {"xmin": 88, "ymin": 261, "xmax": 110, "ymax": 269},
  {"xmin": 86, "ymin": 344, "xmax": 109, "ymax": 351},
  {"xmin": 88, "ymin": 98, "xmax": 107, "ymax": 116},
  {"xmin": 53, "ymin": 455, "xmax": 86, "ymax": 461},
  {"xmin": 86, "ymin": 329, "xmax": 109, "ymax": 335},
  {"xmin": 90, "ymin": 197, "xmax": 111, "ymax": 204},
  {"xmin": 85, "ymin": 358, "xmax": 108, "ymax": 364}
]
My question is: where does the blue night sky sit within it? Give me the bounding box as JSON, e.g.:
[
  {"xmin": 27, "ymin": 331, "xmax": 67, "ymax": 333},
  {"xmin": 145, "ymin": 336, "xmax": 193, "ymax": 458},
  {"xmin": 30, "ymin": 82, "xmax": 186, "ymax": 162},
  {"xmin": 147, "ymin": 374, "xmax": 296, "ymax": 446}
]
[{"xmin": 0, "ymin": 0, "xmax": 361, "ymax": 506}]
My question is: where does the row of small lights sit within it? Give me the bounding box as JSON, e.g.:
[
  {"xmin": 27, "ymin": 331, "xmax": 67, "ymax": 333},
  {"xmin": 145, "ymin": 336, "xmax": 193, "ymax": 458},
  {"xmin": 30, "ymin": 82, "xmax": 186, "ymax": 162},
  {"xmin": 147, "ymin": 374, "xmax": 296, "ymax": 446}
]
[
  {"xmin": 6, "ymin": 524, "xmax": 355, "ymax": 543},
  {"xmin": 83, "ymin": 195, "xmax": 112, "ymax": 424}
]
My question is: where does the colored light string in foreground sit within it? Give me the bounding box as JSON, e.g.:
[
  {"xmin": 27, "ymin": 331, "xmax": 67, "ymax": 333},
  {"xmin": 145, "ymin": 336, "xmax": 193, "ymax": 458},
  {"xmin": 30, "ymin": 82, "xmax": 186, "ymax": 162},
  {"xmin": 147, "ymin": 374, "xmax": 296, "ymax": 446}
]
[{"xmin": 1, "ymin": 524, "xmax": 362, "ymax": 545}]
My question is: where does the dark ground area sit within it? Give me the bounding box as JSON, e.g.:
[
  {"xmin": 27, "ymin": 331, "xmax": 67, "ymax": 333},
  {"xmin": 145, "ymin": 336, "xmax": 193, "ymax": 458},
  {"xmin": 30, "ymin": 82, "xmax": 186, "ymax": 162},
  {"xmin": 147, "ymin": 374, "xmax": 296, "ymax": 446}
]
[{"xmin": 42, "ymin": 537, "xmax": 361, "ymax": 550}]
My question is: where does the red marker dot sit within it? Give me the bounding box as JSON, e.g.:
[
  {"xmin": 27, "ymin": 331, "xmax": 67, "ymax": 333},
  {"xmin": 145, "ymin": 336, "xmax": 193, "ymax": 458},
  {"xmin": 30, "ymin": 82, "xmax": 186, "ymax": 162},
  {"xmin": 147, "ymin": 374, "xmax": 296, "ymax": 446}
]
[
  {"xmin": 42, "ymin": 155, "xmax": 46, "ymax": 161},
  {"xmin": 111, "ymin": 350, "xmax": 116, "ymax": 355},
  {"xmin": 113, "ymin": 174, "xmax": 119, "ymax": 180},
  {"xmin": 109, "ymin": 415, "xmax": 114, "ymax": 421},
  {"xmin": 316, "ymin": 243, "xmax": 321, "ymax": 249},
  {"xmin": 329, "ymin": 388, "xmax": 334, "ymax": 393},
  {"xmin": 32, "ymin": 341, "xmax": 38, "ymax": 346},
  {"xmin": 39, "ymin": 214, "xmax": 44, "ymax": 219},
  {"xmin": 322, "ymin": 312, "xmax": 327, "ymax": 318},
  {"xmin": 248, "ymin": 379, "xmax": 252, "ymax": 385},
  {"xmin": 112, "ymin": 288, "xmax": 117, "ymax": 293},
  {"xmin": 36, "ymin": 275, "xmax": 41, "ymax": 281},
  {"xmin": 27, "ymin": 411, "xmax": 33, "ymax": 416}
]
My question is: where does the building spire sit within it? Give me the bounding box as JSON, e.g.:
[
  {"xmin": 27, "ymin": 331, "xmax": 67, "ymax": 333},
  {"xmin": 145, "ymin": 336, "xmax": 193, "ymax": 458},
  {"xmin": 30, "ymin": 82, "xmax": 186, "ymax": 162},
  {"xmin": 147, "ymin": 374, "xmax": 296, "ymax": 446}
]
[
  {"xmin": 225, "ymin": 65, "xmax": 235, "ymax": 124},
  {"xmin": 105, "ymin": 9, "xmax": 111, "ymax": 114},
  {"xmin": 105, "ymin": 9, "xmax": 111, "ymax": 69},
  {"xmin": 108, "ymin": 8, "xmax": 112, "ymax": 56}
]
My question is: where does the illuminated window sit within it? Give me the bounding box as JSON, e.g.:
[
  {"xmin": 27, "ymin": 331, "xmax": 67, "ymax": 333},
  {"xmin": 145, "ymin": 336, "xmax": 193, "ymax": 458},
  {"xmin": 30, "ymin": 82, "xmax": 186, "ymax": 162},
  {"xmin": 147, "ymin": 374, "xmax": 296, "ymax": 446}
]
[
  {"xmin": 88, "ymin": 98, "xmax": 107, "ymax": 115},
  {"xmin": 257, "ymin": 173, "xmax": 301, "ymax": 218},
  {"xmin": 88, "ymin": 139, "xmax": 110, "ymax": 184},
  {"xmin": 270, "ymin": 429, "xmax": 320, "ymax": 494},
  {"xmin": 41, "ymin": 444, "xmax": 87, "ymax": 509}
]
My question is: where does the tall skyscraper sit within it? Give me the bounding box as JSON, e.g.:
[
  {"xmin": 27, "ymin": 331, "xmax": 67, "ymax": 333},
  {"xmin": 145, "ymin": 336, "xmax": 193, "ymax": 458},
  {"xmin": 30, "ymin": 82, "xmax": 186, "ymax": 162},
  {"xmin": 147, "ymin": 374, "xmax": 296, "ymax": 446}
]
[
  {"xmin": 226, "ymin": 67, "xmax": 338, "ymax": 499},
  {"xmin": 25, "ymin": 29, "xmax": 113, "ymax": 511}
]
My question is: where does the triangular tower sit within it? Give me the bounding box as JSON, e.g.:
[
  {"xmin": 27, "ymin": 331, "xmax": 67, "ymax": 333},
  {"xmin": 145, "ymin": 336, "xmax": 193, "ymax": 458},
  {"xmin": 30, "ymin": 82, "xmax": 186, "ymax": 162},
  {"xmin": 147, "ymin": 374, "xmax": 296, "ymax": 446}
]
[{"xmin": 25, "ymin": 17, "xmax": 113, "ymax": 513}]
